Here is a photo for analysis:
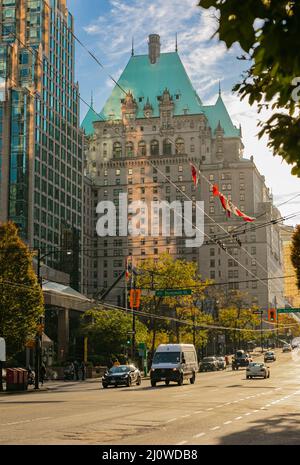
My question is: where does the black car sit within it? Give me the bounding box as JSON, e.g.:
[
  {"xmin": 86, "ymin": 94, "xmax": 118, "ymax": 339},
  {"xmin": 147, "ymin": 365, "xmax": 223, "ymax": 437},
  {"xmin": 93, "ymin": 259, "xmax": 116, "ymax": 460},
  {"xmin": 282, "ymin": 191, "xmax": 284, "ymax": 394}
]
[
  {"xmin": 102, "ymin": 365, "xmax": 142, "ymax": 388},
  {"xmin": 232, "ymin": 350, "xmax": 252, "ymax": 370}
]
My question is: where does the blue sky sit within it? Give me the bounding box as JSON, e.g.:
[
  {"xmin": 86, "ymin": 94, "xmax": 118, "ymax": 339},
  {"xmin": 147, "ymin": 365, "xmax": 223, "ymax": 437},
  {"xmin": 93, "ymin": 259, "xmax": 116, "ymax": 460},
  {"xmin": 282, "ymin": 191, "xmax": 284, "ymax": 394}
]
[{"xmin": 67, "ymin": 0, "xmax": 300, "ymax": 226}]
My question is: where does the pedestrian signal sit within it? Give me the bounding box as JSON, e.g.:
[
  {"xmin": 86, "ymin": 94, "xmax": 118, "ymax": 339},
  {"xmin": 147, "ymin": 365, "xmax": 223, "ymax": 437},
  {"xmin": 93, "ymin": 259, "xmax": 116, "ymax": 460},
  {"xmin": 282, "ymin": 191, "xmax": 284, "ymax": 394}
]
[{"xmin": 268, "ymin": 308, "xmax": 276, "ymax": 321}]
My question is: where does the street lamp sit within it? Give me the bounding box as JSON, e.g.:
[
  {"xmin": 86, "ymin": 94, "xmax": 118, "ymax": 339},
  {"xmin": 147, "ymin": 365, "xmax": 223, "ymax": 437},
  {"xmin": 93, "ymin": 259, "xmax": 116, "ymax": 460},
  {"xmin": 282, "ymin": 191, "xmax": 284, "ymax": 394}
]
[{"xmin": 34, "ymin": 247, "xmax": 72, "ymax": 389}]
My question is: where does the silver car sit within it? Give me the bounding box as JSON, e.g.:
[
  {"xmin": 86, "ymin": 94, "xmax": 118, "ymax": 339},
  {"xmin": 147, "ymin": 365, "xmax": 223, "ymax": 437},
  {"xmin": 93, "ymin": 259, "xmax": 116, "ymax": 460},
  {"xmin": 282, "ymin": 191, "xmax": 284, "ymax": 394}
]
[{"xmin": 246, "ymin": 362, "xmax": 270, "ymax": 379}]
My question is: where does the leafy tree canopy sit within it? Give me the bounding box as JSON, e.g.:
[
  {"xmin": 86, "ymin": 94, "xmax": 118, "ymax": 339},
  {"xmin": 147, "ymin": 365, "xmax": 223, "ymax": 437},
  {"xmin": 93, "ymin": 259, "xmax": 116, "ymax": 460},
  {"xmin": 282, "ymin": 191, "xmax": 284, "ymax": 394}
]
[
  {"xmin": 198, "ymin": 0, "xmax": 300, "ymax": 176},
  {"xmin": 0, "ymin": 222, "xmax": 44, "ymax": 357},
  {"xmin": 291, "ymin": 225, "xmax": 300, "ymax": 289}
]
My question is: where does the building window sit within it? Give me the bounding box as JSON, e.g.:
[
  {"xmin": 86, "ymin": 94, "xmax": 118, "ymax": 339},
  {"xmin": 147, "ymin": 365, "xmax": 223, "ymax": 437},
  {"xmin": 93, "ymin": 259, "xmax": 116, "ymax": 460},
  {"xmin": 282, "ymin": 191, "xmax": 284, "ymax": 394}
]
[
  {"xmin": 150, "ymin": 140, "xmax": 159, "ymax": 156},
  {"xmin": 125, "ymin": 141, "xmax": 134, "ymax": 157},
  {"xmin": 210, "ymin": 260, "xmax": 215, "ymax": 267},
  {"xmin": 175, "ymin": 137, "xmax": 185, "ymax": 154},
  {"xmin": 113, "ymin": 142, "xmax": 122, "ymax": 158},
  {"xmin": 163, "ymin": 139, "xmax": 172, "ymax": 155},
  {"xmin": 138, "ymin": 140, "xmax": 147, "ymax": 156},
  {"xmin": 209, "ymin": 206, "xmax": 215, "ymax": 214},
  {"xmin": 128, "ymin": 168, "xmax": 133, "ymax": 175},
  {"xmin": 209, "ymin": 174, "xmax": 214, "ymax": 181},
  {"xmin": 210, "ymin": 248, "xmax": 215, "ymax": 256}
]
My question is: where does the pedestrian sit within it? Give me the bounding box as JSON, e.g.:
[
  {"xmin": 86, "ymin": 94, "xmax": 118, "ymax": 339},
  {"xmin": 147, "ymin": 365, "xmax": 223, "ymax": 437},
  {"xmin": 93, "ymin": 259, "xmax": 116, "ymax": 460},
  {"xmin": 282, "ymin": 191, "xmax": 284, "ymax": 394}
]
[
  {"xmin": 40, "ymin": 363, "xmax": 46, "ymax": 385},
  {"xmin": 74, "ymin": 360, "xmax": 79, "ymax": 380},
  {"xmin": 80, "ymin": 361, "xmax": 86, "ymax": 381}
]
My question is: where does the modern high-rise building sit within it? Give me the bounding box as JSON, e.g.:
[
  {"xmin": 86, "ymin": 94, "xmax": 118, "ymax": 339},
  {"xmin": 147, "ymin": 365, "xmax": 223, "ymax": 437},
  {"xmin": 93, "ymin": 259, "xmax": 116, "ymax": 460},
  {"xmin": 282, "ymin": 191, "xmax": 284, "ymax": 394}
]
[
  {"xmin": 0, "ymin": 0, "xmax": 83, "ymax": 288},
  {"xmin": 280, "ymin": 225, "xmax": 300, "ymax": 308},
  {"xmin": 82, "ymin": 34, "xmax": 285, "ymax": 310}
]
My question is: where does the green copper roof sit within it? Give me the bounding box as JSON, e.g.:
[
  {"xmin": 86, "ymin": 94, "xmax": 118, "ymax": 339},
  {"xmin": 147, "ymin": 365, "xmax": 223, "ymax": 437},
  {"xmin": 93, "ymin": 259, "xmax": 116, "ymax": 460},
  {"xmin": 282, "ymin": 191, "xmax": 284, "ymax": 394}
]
[
  {"xmin": 101, "ymin": 52, "xmax": 203, "ymax": 119},
  {"xmin": 202, "ymin": 95, "xmax": 240, "ymax": 138},
  {"xmin": 81, "ymin": 52, "xmax": 240, "ymax": 138},
  {"xmin": 81, "ymin": 105, "xmax": 104, "ymax": 136}
]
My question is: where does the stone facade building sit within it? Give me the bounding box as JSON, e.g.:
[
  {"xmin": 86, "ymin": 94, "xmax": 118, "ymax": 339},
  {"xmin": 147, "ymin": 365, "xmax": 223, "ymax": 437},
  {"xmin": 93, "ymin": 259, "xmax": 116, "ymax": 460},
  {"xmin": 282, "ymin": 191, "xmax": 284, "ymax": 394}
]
[{"xmin": 82, "ymin": 34, "xmax": 285, "ymax": 310}]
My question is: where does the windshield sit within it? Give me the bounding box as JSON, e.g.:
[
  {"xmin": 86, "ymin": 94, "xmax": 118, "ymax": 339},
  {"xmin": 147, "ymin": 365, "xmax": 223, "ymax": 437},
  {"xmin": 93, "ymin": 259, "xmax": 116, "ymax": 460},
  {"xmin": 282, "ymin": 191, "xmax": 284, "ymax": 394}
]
[
  {"xmin": 153, "ymin": 352, "xmax": 180, "ymax": 364},
  {"xmin": 203, "ymin": 357, "xmax": 216, "ymax": 362},
  {"xmin": 249, "ymin": 363, "xmax": 264, "ymax": 367},
  {"xmin": 109, "ymin": 366, "xmax": 130, "ymax": 374}
]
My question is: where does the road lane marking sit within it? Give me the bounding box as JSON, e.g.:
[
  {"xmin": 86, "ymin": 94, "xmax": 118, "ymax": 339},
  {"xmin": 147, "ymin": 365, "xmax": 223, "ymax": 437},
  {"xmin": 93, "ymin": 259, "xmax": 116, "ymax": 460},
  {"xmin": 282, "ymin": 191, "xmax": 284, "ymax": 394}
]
[
  {"xmin": 210, "ymin": 426, "xmax": 220, "ymax": 431},
  {"xmin": 235, "ymin": 416, "xmax": 242, "ymax": 420},
  {"xmin": 181, "ymin": 415, "xmax": 191, "ymax": 418},
  {"xmin": 177, "ymin": 440, "xmax": 187, "ymax": 445},
  {"xmin": 245, "ymin": 412, "xmax": 252, "ymax": 416},
  {"xmin": 193, "ymin": 432, "xmax": 206, "ymax": 438},
  {"xmin": 224, "ymin": 420, "xmax": 232, "ymax": 425},
  {"xmin": 166, "ymin": 418, "xmax": 177, "ymax": 423},
  {"xmin": 194, "ymin": 411, "xmax": 203, "ymax": 414},
  {"xmin": 206, "ymin": 408, "xmax": 213, "ymax": 411},
  {"xmin": 253, "ymin": 410, "xmax": 259, "ymax": 413}
]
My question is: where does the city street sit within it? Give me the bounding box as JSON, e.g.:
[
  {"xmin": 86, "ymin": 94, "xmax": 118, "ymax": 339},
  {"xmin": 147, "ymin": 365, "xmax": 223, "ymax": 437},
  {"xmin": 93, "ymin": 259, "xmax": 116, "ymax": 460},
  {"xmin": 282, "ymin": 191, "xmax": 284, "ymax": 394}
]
[{"xmin": 1, "ymin": 350, "xmax": 300, "ymax": 445}]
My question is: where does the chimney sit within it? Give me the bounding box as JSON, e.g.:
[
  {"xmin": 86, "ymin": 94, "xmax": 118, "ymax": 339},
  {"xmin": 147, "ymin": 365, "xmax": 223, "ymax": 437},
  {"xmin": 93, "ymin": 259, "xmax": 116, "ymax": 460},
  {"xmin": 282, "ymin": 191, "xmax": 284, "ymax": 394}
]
[{"xmin": 148, "ymin": 34, "xmax": 161, "ymax": 64}]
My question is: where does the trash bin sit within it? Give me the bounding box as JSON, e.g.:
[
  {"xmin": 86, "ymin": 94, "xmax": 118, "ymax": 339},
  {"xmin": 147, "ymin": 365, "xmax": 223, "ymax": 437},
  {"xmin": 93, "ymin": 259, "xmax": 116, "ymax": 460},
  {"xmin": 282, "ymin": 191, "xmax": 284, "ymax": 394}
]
[
  {"xmin": 16, "ymin": 368, "xmax": 28, "ymax": 391},
  {"xmin": 6, "ymin": 368, "xmax": 18, "ymax": 391}
]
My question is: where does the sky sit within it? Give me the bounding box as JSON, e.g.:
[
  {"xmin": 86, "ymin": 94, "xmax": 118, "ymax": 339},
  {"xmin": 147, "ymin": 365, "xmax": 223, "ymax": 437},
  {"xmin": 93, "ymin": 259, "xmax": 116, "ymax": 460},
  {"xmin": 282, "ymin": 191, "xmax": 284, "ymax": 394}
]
[{"xmin": 67, "ymin": 0, "xmax": 300, "ymax": 226}]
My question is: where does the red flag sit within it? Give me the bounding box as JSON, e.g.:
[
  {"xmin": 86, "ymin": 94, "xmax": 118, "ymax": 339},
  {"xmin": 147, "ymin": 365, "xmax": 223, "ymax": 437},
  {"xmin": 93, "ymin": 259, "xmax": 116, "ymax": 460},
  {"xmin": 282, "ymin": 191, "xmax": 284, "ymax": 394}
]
[
  {"xmin": 213, "ymin": 184, "xmax": 219, "ymax": 197},
  {"xmin": 235, "ymin": 208, "xmax": 255, "ymax": 222},
  {"xmin": 219, "ymin": 193, "xmax": 231, "ymax": 217},
  {"xmin": 190, "ymin": 163, "xmax": 198, "ymax": 186}
]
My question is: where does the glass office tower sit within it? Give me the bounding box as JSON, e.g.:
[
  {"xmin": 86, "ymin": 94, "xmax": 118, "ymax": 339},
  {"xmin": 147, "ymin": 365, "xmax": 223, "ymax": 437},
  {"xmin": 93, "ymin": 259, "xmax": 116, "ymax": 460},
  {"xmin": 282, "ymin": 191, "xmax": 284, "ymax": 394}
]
[{"xmin": 0, "ymin": 0, "xmax": 83, "ymax": 288}]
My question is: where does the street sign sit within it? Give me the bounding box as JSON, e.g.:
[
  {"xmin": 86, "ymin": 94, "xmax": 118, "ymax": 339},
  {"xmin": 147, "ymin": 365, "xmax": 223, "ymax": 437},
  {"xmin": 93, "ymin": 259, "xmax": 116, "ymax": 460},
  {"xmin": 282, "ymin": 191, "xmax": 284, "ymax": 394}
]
[
  {"xmin": 127, "ymin": 331, "xmax": 136, "ymax": 335},
  {"xmin": 277, "ymin": 308, "xmax": 300, "ymax": 314},
  {"xmin": 253, "ymin": 310, "xmax": 263, "ymax": 314},
  {"xmin": 155, "ymin": 289, "xmax": 192, "ymax": 297},
  {"xmin": 0, "ymin": 338, "xmax": 6, "ymax": 362}
]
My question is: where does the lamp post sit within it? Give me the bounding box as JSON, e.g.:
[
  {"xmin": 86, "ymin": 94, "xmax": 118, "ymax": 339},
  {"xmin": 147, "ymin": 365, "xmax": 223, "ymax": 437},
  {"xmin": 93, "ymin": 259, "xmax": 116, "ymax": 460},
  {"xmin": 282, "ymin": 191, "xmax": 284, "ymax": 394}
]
[{"xmin": 34, "ymin": 247, "xmax": 72, "ymax": 389}]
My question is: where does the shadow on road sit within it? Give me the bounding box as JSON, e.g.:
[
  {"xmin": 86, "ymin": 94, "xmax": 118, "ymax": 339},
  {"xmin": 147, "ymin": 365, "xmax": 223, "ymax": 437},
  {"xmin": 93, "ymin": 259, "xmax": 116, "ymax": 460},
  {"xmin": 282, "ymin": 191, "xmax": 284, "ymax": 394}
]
[
  {"xmin": 218, "ymin": 413, "xmax": 300, "ymax": 445},
  {"xmin": 0, "ymin": 400, "xmax": 65, "ymax": 404}
]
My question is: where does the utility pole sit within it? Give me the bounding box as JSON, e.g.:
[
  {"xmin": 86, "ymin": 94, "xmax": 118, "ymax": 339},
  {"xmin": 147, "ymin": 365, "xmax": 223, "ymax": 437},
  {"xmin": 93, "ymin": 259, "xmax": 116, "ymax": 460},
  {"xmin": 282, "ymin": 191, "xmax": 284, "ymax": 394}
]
[
  {"xmin": 131, "ymin": 256, "xmax": 136, "ymax": 362},
  {"xmin": 252, "ymin": 309, "xmax": 263, "ymax": 353},
  {"xmin": 34, "ymin": 248, "xmax": 42, "ymax": 390}
]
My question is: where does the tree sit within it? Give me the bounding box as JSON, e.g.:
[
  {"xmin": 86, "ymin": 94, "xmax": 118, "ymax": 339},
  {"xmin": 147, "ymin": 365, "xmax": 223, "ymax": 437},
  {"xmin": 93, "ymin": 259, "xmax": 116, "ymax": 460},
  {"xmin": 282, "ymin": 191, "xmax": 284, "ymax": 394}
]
[
  {"xmin": 198, "ymin": 0, "xmax": 300, "ymax": 176},
  {"xmin": 80, "ymin": 307, "xmax": 150, "ymax": 363},
  {"xmin": 135, "ymin": 253, "xmax": 211, "ymax": 353},
  {"xmin": 0, "ymin": 222, "xmax": 44, "ymax": 388},
  {"xmin": 291, "ymin": 225, "xmax": 300, "ymax": 289}
]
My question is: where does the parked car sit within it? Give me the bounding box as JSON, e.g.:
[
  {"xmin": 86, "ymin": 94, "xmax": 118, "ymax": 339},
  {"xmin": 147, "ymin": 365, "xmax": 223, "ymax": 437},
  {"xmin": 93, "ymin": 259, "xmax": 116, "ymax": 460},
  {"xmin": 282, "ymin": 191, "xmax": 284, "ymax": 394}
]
[
  {"xmin": 282, "ymin": 343, "xmax": 292, "ymax": 352},
  {"xmin": 216, "ymin": 356, "xmax": 226, "ymax": 370},
  {"xmin": 199, "ymin": 356, "xmax": 218, "ymax": 372},
  {"xmin": 246, "ymin": 362, "xmax": 270, "ymax": 379},
  {"xmin": 150, "ymin": 344, "xmax": 198, "ymax": 387},
  {"xmin": 102, "ymin": 365, "xmax": 141, "ymax": 388},
  {"xmin": 232, "ymin": 350, "xmax": 252, "ymax": 370},
  {"xmin": 264, "ymin": 351, "xmax": 276, "ymax": 362}
]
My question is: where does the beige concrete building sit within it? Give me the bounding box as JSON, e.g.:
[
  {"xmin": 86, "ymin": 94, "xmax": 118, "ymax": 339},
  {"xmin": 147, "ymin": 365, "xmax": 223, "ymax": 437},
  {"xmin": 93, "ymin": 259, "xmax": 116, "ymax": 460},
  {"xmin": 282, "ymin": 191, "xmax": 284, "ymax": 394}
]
[
  {"xmin": 280, "ymin": 225, "xmax": 300, "ymax": 307},
  {"xmin": 82, "ymin": 34, "xmax": 285, "ymax": 310}
]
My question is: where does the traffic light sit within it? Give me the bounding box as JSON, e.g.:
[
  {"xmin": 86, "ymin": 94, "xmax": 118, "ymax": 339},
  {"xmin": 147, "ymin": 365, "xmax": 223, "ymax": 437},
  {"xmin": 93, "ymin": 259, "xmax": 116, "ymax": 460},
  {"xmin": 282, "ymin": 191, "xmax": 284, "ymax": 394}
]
[
  {"xmin": 126, "ymin": 338, "xmax": 131, "ymax": 345},
  {"xmin": 268, "ymin": 308, "xmax": 276, "ymax": 321},
  {"xmin": 129, "ymin": 289, "xmax": 141, "ymax": 309}
]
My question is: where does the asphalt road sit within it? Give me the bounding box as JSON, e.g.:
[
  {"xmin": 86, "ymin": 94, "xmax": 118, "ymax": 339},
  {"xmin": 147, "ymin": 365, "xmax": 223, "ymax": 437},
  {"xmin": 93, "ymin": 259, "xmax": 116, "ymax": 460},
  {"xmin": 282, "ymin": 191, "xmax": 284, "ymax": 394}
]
[{"xmin": 1, "ymin": 350, "xmax": 300, "ymax": 445}]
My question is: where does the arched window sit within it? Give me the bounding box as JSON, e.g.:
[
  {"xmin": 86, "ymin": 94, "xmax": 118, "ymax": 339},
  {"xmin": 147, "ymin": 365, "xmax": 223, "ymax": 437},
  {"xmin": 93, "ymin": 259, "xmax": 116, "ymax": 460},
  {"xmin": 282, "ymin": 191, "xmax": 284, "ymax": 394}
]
[
  {"xmin": 113, "ymin": 142, "xmax": 122, "ymax": 158},
  {"xmin": 150, "ymin": 140, "xmax": 159, "ymax": 156},
  {"xmin": 163, "ymin": 139, "xmax": 172, "ymax": 155},
  {"xmin": 175, "ymin": 137, "xmax": 185, "ymax": 154},
  {"xmin": 138, "ymin": 140, "xmax": 147, "ymax": 157},
  {"xmin": 125, "ymin": 141, "xmax": 134, "ymax": 157}
]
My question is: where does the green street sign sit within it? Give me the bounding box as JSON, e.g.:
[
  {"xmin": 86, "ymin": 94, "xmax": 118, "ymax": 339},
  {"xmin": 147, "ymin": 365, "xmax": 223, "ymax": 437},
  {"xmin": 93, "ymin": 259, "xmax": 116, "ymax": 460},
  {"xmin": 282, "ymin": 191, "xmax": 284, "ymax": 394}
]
[
  {"xmin": 155, "ymin": 289, "xmax": 192, "ymax": 297},
  {"xmin": 277, "ymin": 308, "xmax": 300, "ymax": 314}
]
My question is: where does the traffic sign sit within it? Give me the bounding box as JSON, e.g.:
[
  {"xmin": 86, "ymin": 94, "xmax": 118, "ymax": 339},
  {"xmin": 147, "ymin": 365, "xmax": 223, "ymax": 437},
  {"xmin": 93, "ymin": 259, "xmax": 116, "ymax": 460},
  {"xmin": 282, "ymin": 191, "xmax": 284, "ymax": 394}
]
[
  {"xmin": 0, "ymin": 338, "xmax": 6, "ymax": 362},
  {"xmin": 155, "ymin": 289, "xmax": 192, "ymax": 297},
  {"xmin": 277, "ymin": 308, "xmax": 300, "ymax": 314},
  {"xmin": 253, "ymin": 310, "xmax": 263, "ymax": 314}
]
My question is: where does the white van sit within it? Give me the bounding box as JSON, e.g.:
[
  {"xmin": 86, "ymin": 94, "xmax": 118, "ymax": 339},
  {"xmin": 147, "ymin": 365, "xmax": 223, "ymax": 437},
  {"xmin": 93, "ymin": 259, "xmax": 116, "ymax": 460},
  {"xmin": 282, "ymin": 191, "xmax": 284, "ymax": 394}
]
[{"xmin": 150, "ymin": 344, "xmax": 198, "ymax": 387}]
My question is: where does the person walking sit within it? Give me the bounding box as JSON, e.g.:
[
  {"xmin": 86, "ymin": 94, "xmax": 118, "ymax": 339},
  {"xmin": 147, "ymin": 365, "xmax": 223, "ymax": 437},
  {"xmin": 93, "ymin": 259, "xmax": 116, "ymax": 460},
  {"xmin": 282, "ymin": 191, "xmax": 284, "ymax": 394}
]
[
  {"xmin": 80, "ymin": 361, "xmax": 86, "ymax": 381},
  {"xmin": 40, "ymin": 363, "xmax": 46, "ymax": 385},
  {"xmin": 73, "ymin": 360, "xmax": 79, "ymax": 380}
]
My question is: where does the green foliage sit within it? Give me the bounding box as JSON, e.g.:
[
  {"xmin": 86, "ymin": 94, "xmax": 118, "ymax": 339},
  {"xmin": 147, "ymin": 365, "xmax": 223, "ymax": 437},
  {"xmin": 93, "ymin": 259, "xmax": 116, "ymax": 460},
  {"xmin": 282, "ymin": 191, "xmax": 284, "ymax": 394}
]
[
  {"xmin": 198, "ymin": 0, "xmax": 300, "ymax": 176},
  {"xmin": 291, "ymin": 225, "xmax": 300, "ymax": 288},
  {"xmin": 0, "ymin": 222, "xmax": 44, "ymax": 357},
  {"xmin": 80, "ymin": 307, "xmax": 150, "ymax": 359},
  {"xmin": 135, "ymin": 253, "xmax": 212, "ymax": 352}
]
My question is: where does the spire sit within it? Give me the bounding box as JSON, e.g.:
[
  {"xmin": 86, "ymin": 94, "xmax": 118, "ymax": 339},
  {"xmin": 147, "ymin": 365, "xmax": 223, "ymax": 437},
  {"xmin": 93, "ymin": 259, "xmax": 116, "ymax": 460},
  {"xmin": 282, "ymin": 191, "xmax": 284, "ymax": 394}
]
[
  {"xmin": 218, "ymin": 80, "xmax": 221, "ymax": 97},
  {"xmin": 131, "ymin": 37, "xmax": 134, "ymax": 56},
  {"xmin": 91, "ymin": 91, "xmax": 93, "ymax": 108},
  {"xmin": 175, "ymin": 33, "xmax": 178, "ymax": 52}
]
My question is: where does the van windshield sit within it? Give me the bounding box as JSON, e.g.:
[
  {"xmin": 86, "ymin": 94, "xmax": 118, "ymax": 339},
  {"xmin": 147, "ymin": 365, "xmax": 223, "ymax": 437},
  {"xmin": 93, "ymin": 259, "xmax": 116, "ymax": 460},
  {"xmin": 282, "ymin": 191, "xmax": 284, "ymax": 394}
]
[{"xmin": 153, "ymin": 352, "xmax": 181, "ymax": 364}]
